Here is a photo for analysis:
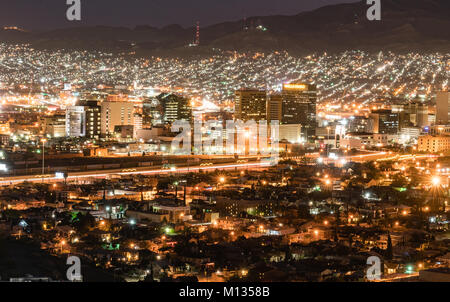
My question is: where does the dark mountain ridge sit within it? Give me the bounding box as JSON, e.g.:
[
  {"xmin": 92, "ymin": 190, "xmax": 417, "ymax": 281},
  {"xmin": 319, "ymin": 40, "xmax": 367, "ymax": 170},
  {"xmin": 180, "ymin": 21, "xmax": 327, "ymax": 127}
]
[{"xmin": 0, "ymin": 0, "xmax": 449, "ymax": 55}]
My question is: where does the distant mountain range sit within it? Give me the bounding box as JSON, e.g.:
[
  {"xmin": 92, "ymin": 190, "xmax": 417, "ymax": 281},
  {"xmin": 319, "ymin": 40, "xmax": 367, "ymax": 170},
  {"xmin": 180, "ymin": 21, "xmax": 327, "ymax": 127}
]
[{"xmin": 1, "ymin": 0, "xmax": 449, "ymax": 55}]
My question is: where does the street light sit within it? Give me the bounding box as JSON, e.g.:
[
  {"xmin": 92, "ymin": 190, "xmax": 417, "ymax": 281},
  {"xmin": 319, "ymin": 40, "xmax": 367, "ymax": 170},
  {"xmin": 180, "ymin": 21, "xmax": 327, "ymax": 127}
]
[
  {"xmin": 431, "ymin": 176, "xmax": 444, "ymax": 213},
  {"xmin": 40, "ymin": 138, "xmax": 47, "ymax": 179},
  {"xmin": 60, "ymin": 240, "xmax": 66, "ymax": 253},
  {"xmin": 432, "ymin": 176, "xmax": 441, "ymax": 186}
]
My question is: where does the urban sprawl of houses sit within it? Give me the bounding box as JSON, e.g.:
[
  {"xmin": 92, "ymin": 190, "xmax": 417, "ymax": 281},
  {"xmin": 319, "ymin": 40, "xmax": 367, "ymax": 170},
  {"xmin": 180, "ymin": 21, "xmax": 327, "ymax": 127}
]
[{"xmin": 0, "ymin": 44, "xmax": 449, "ymax": 282}]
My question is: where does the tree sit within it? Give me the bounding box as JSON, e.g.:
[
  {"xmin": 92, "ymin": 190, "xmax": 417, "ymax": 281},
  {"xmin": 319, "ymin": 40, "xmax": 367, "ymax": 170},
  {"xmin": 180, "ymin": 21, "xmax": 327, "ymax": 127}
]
[
  {"xmin": 334, "ymin": 205, "xmax": 340, "ymax": 242},
  {"xmin": 386, "ymin": 233, "xmax": 393, "ymax": 260},
  {"xmin": 73, "ymin": 212, "xmax": 96, "ymax": 234}
]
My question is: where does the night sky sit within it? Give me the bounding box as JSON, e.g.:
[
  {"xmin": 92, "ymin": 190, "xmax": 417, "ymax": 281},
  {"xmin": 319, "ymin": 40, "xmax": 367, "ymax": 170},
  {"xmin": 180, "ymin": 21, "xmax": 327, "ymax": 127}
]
[{"xmin": 0, "ymin": 0, "xmax": 358, "ymax": 31}]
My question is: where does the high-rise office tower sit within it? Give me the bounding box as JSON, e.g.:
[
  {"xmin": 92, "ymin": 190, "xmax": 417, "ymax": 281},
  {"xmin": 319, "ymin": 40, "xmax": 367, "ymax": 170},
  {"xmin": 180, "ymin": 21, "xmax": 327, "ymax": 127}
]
[
  {"xmin": 397, "ymin": 98, "xmax": 429, "ymax": 130},
  {"xmin": 370, "ymin": 110, "xmax": 399, "ymax": 134},
  {"xmin": 281, "ymin": 82, "xmax": 317, "ymax": 140},
  {"xmin": 403, "ymin": 101, "xmax": 428, "ymax": 128},
  {"xmin": 65, "ymin": 100, "xmax": 101, "ymax": 139},
  {"xmin": 84, "ymin": 101, "xmax": 101, "ymax": 139},
  {"xmin": 101, "ymin": 101, "xmax": 135, "ymax": 135},
  {"xmin": 66, "ymin": 106, "xmax": 86, "ymax": 137},
  {"xmin": 235, "ymin": 89, "xmax": 267, "ymax": 122},
  {"xmin": 142, "ymin": 98, "xmax": 159, "ymax": 127},
  {"xmin": 156, "ymin": 93, "xmax": 192, "ymax": 124},
  {"xmin": 436, "ymin": 91, "xmax": 450, "ymax": 125},
  {"xmin": 267, "ymin": 94, "xmax": 282, "ymax": 123}
]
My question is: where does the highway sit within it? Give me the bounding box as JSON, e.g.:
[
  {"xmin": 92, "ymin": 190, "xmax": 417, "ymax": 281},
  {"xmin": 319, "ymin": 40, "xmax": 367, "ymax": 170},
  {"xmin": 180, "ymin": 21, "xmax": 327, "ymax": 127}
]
[
  {"xmin": 0, "ymin": 151, "xmax": 437, "ymax": 186},
  {"xmin": 0, "ymin": 159, "xmax": 273, "ymax": 186},
  {"xmin": 300, "ymin": 151, "xmax": 437, "ymax": 163}
]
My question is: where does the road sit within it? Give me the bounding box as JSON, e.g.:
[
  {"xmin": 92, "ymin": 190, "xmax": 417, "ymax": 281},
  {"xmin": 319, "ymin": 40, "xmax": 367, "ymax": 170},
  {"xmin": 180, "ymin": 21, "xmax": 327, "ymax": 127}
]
[
  {"xmin": 0, "ymin": 159, "xmax": 273, "ymax": 186},
  {"xmin": 0, "ymin": 152, "xmax": 437, "ymax": 186},
  {"xmin": 298, "ymin": 151, "xmax": 437, "ymax": 163}
]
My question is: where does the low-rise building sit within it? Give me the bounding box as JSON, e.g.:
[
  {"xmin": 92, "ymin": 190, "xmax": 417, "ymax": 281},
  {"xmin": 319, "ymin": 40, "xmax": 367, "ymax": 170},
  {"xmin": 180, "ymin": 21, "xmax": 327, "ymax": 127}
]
[{"xmin": 417, "ymin": 135, "xmax": 450, "ymax": 153}]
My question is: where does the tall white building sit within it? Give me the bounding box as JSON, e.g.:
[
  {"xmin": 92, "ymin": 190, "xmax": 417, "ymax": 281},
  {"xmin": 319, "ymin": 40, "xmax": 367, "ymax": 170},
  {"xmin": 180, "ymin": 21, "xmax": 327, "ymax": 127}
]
[
  {"xmin": 65, "ymin": 101, "xmax": 101, "ymax": 139},
  {"xmin": 66, "ymin": 106, "xmax": 86, "ymax": 137}
]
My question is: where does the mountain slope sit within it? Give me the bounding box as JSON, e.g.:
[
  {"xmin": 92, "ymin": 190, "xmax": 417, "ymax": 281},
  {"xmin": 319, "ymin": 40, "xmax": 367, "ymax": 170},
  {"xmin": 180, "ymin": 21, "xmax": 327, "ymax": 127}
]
[{"xmin": 0, "ymin": 0, "xmax": 449, "ymax": 54}]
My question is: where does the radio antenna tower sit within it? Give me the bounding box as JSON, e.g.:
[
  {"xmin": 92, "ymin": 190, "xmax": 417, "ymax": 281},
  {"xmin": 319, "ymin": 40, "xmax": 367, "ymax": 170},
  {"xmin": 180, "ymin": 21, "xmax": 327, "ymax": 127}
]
[{"xmin": 195, "ymin": 21, "xmax": 200, "ymax": 46}]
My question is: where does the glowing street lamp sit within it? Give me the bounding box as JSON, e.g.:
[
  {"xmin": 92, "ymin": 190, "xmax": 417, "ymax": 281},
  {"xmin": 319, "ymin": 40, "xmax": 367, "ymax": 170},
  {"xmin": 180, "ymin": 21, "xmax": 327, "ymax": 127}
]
[
  {"xmin": 60, "ymin": 240, "xmax": 66, "ymax": 253},
  {"xmin": 432, "ymin": 176, "xmax": 441, "ymax": 186},
  {"xmin": 218, "ymin": 176, "xmax": 226, "ymax": 189}
]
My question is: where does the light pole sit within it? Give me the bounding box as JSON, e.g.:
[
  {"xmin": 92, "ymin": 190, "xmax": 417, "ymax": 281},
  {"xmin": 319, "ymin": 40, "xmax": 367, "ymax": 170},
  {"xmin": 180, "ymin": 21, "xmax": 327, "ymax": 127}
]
[
  {"xmin": 41, "ymin": 138, "xmax": 47, "ymax": 181},
  {"xmin": 334, "ymin": 127, "xmax": 337, "ymax": 149},
  {"xmin": 326, "ymin": 126, "xmax": 331, "ymax": 149}
]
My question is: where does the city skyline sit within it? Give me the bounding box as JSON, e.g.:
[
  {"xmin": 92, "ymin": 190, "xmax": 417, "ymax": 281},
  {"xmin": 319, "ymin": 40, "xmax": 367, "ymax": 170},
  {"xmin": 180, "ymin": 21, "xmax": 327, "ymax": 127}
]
[{"xmin": 0, "ymin": 0, "xmax": 449, "ymax": 286}]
